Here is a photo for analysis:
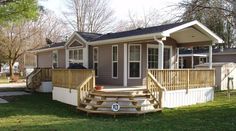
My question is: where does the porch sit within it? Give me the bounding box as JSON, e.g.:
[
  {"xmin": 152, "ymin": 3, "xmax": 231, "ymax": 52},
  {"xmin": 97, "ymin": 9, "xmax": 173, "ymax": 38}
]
[{"xmin": 51, "ymin": 68, "xmax": 215, "ymax": 115}]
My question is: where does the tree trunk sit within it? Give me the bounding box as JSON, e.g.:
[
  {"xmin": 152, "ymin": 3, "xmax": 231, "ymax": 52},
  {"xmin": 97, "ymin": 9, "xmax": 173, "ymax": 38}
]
[{"xmin": 9, "ymin": 60, "xmax": 14, "ymax": 79}]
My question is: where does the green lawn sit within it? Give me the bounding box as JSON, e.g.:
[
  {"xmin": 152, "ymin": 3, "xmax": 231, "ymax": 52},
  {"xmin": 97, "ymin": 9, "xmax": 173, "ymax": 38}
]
[{"xmin": 0, "ymin": 91, "xmax": 236, "ymax": 131}]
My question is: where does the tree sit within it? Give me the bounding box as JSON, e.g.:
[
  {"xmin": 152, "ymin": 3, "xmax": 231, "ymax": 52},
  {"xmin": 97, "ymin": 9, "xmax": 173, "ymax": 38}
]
[
  {"xmin": 64, "ymin": 0, "xmax": 114, "ymax": 33},
  {"xmin": 0, "ymin": 0, "xmax": 38, "ymax": 24},
  {"xmin": 114, "ymin": 9, "xmax": 161, "ymax": 32},
  {"xmin": 0, "ymin": 10, "xmax": 68, "ymax": 78},
  {"xmin": 177, "ymin": 0, "xmax": 235, "ymax": 48}
]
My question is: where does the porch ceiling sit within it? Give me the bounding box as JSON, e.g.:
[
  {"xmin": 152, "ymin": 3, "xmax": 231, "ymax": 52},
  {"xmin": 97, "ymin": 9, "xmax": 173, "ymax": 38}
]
[{"xmin": 170, "ymin": 27, "xmax": 211, "ymax": 44}]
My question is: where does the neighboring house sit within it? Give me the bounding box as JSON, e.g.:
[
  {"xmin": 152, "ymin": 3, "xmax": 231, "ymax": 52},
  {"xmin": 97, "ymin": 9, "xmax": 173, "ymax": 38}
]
[
  {"xmin": 32, "ymin": 20, "xmax": 223, "ymax": 87},
  {"xmin": 179, "ymin": 48, "xmax": 236, "ymax": 68}
]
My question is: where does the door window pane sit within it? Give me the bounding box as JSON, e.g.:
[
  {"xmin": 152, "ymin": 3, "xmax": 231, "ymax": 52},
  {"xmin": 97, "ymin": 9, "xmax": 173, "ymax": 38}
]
[
  {"xmin": 148, "ymin": 48, "xmax": 158, "ymax": 69},
  {"xmin": 113, "ymin": 62, "xmax": 118, "ymax": 78},
  {"xmin": 129, "ymin": 62, "xmax": 140, "ymax": 77}
]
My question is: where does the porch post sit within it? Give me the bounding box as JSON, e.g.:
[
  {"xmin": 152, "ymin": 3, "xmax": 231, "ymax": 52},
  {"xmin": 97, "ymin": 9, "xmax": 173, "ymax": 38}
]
[
  {"xmin": 65, "ymin": 48, "xmax": 69, "ymax": 68},
  {"xmin": 191, "ymin": 47, "xmax": 194, "ymax": 68},
  {"xmin": 158, "ymin": 41, "xmax": 164, "ymax": 69},
  {"xmin": 209, "ymin": 45, "xmax": 213, "ymax": 69},
  {"xmin": 154, "ymin": 36, "xmax": 166, "ymax": 69},
  {"xmin": 176, "ymin": 48, "xmax": 179, "ymax": 69},
  {"xmin": 123, "ymin": 43, "xmax": 128, "ymax": 87}
]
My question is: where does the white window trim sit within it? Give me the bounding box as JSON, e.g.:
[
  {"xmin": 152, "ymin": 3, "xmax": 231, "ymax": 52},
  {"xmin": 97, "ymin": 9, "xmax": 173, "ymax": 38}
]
[
  {"xmin": 147, "ymin": 44, "xmax": 173, "ymax": 69},
  {"xmin": 52, "ymin": 50, "xmax": 58, "ymax": 68},
  {"xmin": 128, "ymin": 44, "xmax": 142, "ymax": 79},
  {"xmin": 112, "ymin": 45, "xmax": 118, "ymax": 79},
  {"xmin": 93, "ymin": 47, "xmax": 99, "ymax": 77},
  {"xmin": 68, "ymin": 49, "xmax": 83, "ymax": 64}
]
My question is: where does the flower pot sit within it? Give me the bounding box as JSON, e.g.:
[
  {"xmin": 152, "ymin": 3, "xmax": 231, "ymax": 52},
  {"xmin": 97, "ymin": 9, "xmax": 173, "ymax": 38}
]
[{"xmin": 95, "ymin": 86, "xmax": 103, "ymax": 90}]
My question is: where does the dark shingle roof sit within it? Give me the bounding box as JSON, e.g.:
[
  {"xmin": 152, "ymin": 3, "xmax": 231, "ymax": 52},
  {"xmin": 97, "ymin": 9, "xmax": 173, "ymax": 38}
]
[
  {"xmin": 77, "ymin": 22, "xmax": 187, "ymax": 42},
  {"xmin": 77, "ymin": 32, "xmax": 102, "ymax": 41},
  {"xmin": 35, "ymin": 42, "xmax": 65, "ymax": 50}
]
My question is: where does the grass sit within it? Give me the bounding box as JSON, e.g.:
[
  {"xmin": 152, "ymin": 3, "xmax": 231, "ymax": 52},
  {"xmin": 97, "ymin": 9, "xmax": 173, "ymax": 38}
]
[{"xmin": 0, "ymin": 91, "xmax": 236, "ymax": 131}]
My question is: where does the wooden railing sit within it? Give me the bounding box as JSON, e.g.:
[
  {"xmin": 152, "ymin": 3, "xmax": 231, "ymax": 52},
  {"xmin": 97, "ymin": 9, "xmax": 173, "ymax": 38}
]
[
  {"xmin": 52, "ymin": 69, "xmax": 95, "ymax": 105},
  {"xmin": 148, "ymin": 69, "xmax": 215, "ymax": 91},
  {"xmin": 147, "ymin": 72, "xmax": 166, "ymax": 108},
  {"xmin": 26, "ymin": 68, "xmax": 52, "ymax": 91}
]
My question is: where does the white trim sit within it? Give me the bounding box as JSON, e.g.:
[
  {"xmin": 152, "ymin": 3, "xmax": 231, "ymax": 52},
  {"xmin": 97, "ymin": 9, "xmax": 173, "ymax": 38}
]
[
  {"xmin": 123, "ymin": 43, "xmax": 128, "ymax": 86},
  {"xmin": 112, "ymin": 45, "xmax": 118, "ymax": 79},
  {"xmin": 147, "ymin": 44, "xmax": 172, "ymax": 69},
  {"xmin": 65, "ymin": 49, "xmax": 69, "ymax": 68},
  {"xmin": 88, "ymin": 33, "xmax": 163, "ymax": 46},
  {"xmin": 83, "ymin": 44, "xmax": 89, "ymax": 68},
  {"xmin": 68, "ymin": 49, "xmax": 83, "ymax": 65},
  {"xmin": 128, "ymin": 44, "xmax": 142, "ymax": 79},
  {"xmin": 93, "ymin": 47, "xmax": 99, "ymax": 77},
  {"xmin": 65, "ymin": 32, "xmax": 87, "ymax": 47},
  {"xmin": 33, "ymin": 46, "xmax": 64, "ymax": 53},
  {"xmin": 179, "ymin": 54, "xmax": 208, "ymax": 57},
  {"xmin": 162, "ymin": 20, "xmax": 224, "ymax": 43},
  {"xmin": 52, "ymin": 50, "xmax": 58, "ymax": 68},
  {"xmin": 67, "ymin": 39, "xmax": 85, "ymax": 49}
]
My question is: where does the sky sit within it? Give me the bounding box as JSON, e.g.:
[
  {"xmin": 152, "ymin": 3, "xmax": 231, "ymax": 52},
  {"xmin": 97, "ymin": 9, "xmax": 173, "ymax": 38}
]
[{"xmin": 39, "ymin": 0, "xmax": 183, "ymax": 22}]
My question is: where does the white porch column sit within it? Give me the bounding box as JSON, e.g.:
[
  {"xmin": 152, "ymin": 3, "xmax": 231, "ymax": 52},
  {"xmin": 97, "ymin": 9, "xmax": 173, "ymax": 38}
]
[
  {"xmin": 191, "ymin": 47, "xmax": 194, "ymax": 68},
  {"xmin": 209, "ymin": 45, "xmax": 213, "ymax": 69},
  {"xmin": 123, "ymin": 43, "xmax": 128, "ymax": 87},
  {"xmin": 154, "ymin": 37, "xmax": 165, "ymax": 69},
  {"xmin": 65, "ymin": 49, "xmax": 69, "ymax": 68},
  {"xmin": 176, "ymin": 48, "xmax": 179, "ymax": 69},
  {"xmin": 158, "ymin": 41, "xmax": 164, "ymax": 69}
]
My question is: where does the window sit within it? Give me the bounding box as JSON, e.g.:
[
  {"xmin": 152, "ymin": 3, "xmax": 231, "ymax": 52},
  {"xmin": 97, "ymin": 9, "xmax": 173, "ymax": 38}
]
[
  {"xmin": 52, "ymin": 50, "xmax": 58, "ymax": 68},
  {"xmin": 69, "ymin": 49, "xmax": 83, "ymax": 65},
  {"xmin": 148, "ymin": 48, "xmax": 158, "ymax": 69},
  {"xmin": 147, "ymin": 45, "xmax": 172, "ymax": 69},
  {"xmin": 93, "ymin": 47, "xmax": 98, "ymax": 76},
  {"xmin": 112, "ymin": 45, "xmax": 118, "ymax": 78},
  {"xmin": 129, "ymin": 44, "xmax": 141, "ymax": 78}
]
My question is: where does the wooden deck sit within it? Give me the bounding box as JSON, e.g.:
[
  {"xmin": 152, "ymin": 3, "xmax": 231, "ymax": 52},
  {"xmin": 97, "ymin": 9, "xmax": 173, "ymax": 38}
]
[{"xmin": 51, "ymin": 68, "xmax": 215, "ymax": 115}]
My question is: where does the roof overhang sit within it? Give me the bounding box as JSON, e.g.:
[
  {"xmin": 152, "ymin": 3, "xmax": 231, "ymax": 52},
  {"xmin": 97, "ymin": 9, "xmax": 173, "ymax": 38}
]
[
  {"xmin": 88, "ymin": 32, "xmax": 163, "ymax": 46},
  {"xmin": 162, "ymin": 20, "xmax": 224, "ymax": 44},
  {"xmin": 88, "ymin": 20, "xmax": 224, "ymax": 46},
  {"xmin": 28, "ymin": 46, "xmax": 64, "ymax": 53},
  {"xmin": 65, "ymin": 32, "xmax": 88, "ymax": 48},
  {"xmin": 179, "ymin": 53, "xmax": 208, "ymax": 57}
]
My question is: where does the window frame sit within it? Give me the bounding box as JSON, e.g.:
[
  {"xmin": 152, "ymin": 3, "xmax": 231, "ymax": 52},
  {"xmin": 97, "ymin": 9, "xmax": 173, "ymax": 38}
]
[
  {"xmin": 52, "ymin": 50, "xmax": 58, "ymax": 68},
  {"xmin": 128, "ymin": 44, "xmax": 142, "ymax": 79},
  {"xmin": 112, "ymin": 45, "xmax": 118, "ymax": 79},
  {"xmin": 68, "ymin": 49, "xmax": 83, "ymax": 65},
  {"xmin": 147, "ymin": 44, "xmax": 172, "ymax": 69},
  {"xmin": 93, "ymin": 47, "xmax": 99, "ymax": 77}
]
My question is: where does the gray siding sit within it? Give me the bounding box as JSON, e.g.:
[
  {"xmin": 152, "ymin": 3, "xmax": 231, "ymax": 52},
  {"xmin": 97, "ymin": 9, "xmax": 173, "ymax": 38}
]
[
  {"xmin": 37, "ymin": 51, "xmax": 52, "ymax": 68},
  {"xmin": 213, "ymin": 54, "xmax": 236, "ymax": 63},
  {"xmin": 90, "ymin": 44, "xmax": 124, "ymax": 85},
  {"xmin": 37, "ymin": 49, "xmax": 65, "ymax": 68},
  {"xmin": 89, "ymin": 38, "xmax": 177, "ymax": 86},
  {"xmin": 58, "ymin": 49, "xmax": 66, "ymax": 68}
]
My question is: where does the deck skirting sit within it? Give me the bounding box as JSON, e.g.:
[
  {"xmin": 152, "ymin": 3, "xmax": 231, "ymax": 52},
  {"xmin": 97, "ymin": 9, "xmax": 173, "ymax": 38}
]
[
  {"xmin": 163, "ymin": 87, "xmax": 214, "ymax": 108},
  {"xmin": 52, "ymin": 87, "xmax": 77, "ymax": 106},
  {"xmin": 52, "ymin": 86, "xmax": 214, "ymax": 108}
]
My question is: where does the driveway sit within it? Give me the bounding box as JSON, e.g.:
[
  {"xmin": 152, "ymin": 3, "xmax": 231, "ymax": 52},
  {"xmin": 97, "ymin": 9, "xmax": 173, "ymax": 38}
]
[{"xmin": 0, "ymin": 83, "xmax": 26, "ymax": 88}]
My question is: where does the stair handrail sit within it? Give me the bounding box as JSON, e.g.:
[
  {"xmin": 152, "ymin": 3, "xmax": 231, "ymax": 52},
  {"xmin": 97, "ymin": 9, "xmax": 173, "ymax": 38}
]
[
  {"xmin": 147, "ymin": 71, "xmax": 166, "ymax": 108},
  {"xmin": 26, "ymin": 68, "xmax": 42, "ymax": 90},
  {"xmin": 76, "ymin": 70, "xmax": 95, "ymax": 106}
]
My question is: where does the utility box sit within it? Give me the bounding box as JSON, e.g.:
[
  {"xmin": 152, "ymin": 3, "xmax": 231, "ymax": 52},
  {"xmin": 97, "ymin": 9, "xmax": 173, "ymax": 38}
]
[{"xmin": 196, "ymin": 62, "xmax": 236, "ymax": 90}]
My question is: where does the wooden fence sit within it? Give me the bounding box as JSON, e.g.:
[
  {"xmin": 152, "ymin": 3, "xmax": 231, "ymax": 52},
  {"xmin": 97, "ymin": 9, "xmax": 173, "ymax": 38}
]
[
  {"xmin": 148, "ymin": 69, "xmax": 215, "ymax": 91},
  {"xmin": 52, "ymin": 69, "xmax": 95, "ymax": 105},
  {"xmin": 52, "ymin": 69, "xmax": 94, "ymax": 89}
]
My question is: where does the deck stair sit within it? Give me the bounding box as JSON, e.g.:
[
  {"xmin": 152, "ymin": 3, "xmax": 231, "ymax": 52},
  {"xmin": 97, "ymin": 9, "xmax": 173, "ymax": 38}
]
[{"xmin": 77, "ymin": 89, "xmax": 162, "ymax": 115}]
